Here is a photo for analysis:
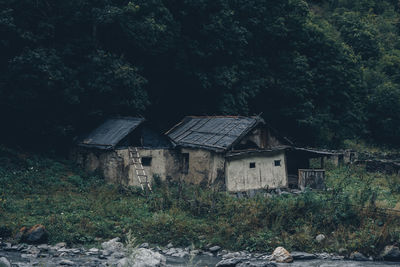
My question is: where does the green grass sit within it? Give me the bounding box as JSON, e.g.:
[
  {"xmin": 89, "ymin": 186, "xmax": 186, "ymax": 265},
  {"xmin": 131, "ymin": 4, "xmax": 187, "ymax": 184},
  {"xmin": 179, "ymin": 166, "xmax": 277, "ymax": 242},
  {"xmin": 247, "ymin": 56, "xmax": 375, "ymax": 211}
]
[{"xmin": 0, "ymin": 146, "xmax": 400, "ymax": 256}]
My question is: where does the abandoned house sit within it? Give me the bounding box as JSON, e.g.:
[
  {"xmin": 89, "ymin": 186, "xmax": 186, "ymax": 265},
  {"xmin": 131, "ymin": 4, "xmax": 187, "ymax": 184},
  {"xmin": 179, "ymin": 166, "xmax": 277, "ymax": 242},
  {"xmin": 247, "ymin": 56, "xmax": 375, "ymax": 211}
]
[
  {"xmin": 73, "ymin": 117, "xmax": 177, "ymax": 190},
  {"xmin": 166, "ymin": 116, "xmax": 293, "ymax": 192},
  {"xmin": 74, "ymin": 115, "xmax": 342, "ymax": 193}
]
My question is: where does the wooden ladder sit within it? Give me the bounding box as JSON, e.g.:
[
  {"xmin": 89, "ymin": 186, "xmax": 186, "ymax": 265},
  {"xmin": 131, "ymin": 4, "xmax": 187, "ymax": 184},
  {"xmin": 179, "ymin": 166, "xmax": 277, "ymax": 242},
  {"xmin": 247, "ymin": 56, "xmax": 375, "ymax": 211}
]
[{"xmin": 128, "ymin": 147, "xmax": 152, "ymax": 192}]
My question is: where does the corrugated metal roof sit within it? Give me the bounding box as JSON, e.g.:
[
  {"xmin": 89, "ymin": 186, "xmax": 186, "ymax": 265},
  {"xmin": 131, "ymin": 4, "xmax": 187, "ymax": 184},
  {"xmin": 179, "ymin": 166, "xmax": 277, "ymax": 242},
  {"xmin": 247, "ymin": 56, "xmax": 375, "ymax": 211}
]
[
  {"xmin": 166, "ymin": 116, "xmax": 263, "ymax": 151},
  {"xmin": 79, "ymin": 117, "xmax": 144, "ymax": 149}
]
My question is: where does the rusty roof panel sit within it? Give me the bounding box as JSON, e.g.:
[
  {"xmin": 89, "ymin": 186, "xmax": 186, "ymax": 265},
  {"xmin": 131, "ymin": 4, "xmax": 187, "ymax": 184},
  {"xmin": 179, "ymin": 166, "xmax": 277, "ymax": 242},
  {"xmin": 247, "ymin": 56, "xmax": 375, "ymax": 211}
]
[
  {"xmin": 79, "ymin": 117, "xmax": 144, "ymax": 149},
  {"xmin": 166, "ymin": 116, "xmax": 262, "ymax": 151}
]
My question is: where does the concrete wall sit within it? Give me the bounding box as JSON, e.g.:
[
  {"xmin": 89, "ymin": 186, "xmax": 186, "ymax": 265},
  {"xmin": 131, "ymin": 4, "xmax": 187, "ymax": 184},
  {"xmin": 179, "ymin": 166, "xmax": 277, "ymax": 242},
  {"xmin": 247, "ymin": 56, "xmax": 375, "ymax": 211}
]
[
  {"xmin": 180, "ymin": 148, "xmax": 225, "ymax": 185},
  {"xmin": 225, "ymin": 151, "xmax": 288, "ymax": 192},
  {"xmin": 73, "ymin": 147, "xmax": 180, "ymax": 187}
]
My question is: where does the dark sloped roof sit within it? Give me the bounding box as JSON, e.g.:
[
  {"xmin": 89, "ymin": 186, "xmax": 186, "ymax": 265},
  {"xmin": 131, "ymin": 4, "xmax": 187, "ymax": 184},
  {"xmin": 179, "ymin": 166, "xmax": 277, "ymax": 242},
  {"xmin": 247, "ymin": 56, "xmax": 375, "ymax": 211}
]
[
  {"xmin": 79, "ymin": 117, "xmax": 144, "ymax": 149},
  {"xmin": 166, "ymin": 116, "xmax": 263, "ymax": 151}
]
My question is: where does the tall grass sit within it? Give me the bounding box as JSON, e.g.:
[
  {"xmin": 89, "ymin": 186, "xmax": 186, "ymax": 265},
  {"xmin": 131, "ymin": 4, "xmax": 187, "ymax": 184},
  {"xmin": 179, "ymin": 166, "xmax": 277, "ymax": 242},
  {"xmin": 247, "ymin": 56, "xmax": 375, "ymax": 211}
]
[{"xmin": 0, "ymin": 146, "xmax": 400, "ymax": 256}]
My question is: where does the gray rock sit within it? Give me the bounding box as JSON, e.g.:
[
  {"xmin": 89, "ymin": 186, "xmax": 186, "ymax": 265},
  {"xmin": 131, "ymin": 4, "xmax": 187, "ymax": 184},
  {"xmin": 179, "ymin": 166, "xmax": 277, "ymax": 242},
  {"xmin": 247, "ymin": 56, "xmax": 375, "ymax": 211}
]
[
  {"xmin": 102, "ymin": 249, "xmax": 113, "ymax": 257},
  {"xmin": 124, "ymin": 248, "xmax": 166, "ymax": 266},
  {"xmin": 116, "ymin": 257, "xmax": 128, "ymax": 267},
  {"xmin": 171, "ymin": 251, "xmax": 189, "ymax": 258},
  {"xmin": 331, "ymin": 255, "xmax": 345, "ymax": 260},
  {"xmin": 216, "ymin": 258, "xmax": 244, "ymax": 267},
  {"xmin": 112, "ymin": 252, "xmax": 126, "ymax": 259},
  {"xmin": 338, "ymin": 248, "xmax": 348, "ymax": 255},
  {"xmin": 139, "ymin": 243, "xmax": 149, "ymax": 249},
  {"xmin": 202, "ymin": 251, "xmax": 214, "ymax": 257},
  {"xmin": 166, "ymin": 243, "xmax": 173, "ymax": 249},
  {"xmin": 349, "ymin": 252, "xmax": 369, "ymax": 261},
  {"xmin": 88, "ymin": 248, "xmax": 99, "ymax": 254},
  {"xmin": 59, "ymin": 259, "xmax": 75, "ymax": 265},
  {"xmin": 55, "ymin": 242, "xmax": 67, "ymax": 249},
  {"xmin": 271, "ymin": 247, "xmax": 293, "ymax": 263},
  {"xmin": 380, "ymin": 245, "xmax": 400, "ymax": 261},
  {"xmin": 26, "ymin": 225, "xmax": 48, "ymax": 244},
  {"xmin": 290, "ymin": 251, "xmax": 316, "ymax": 260},
  {"xmin": 316, "ymin": 252, "xmax": 330, "ymax": 259},
  {"xmin": 209, "ymin": 245, "xmax": 221, "ymax": 253},
  {"xmin": 236, "ymin": 260, "xmax": 277, "ymax": 267},
  {"xmin": 101, "ymin": 238, "xmax": 124, "ymax": 252},
  {"xmin": 190, "ymin": 249, "xmax": 200, "ymax": 255},
  {"xmin": 0, "ymin": 257, "xmax": 11, "ymax": 267},
  {"xmin": 223, "ymin": 252, "xmax": 241, "ymax": 259},
  {"xmin": 37, "ymin": 244, "xmax": 48, "ymax": 251},
  {"xmin": 315, "ymin": 234, "xmax": 326, "ymax": 243}
]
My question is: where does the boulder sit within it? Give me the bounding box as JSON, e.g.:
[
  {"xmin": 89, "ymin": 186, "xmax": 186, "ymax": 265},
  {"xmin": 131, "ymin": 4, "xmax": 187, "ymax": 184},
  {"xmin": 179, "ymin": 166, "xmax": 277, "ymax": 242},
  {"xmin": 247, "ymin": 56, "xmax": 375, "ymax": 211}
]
[
  {"xmin": 236, "ymin": 260, "xmax": 277, "ymax": 267},
  {"xmin": 139, "ymin": 243, "xmax": 149, "ymax": 249},
  {"xmin": 315, "ymin": 234, "xmax": 326, "ymax": 243},
  {"xmin": 101, "ymin": 238, "xmax": 124, "ymax": 252},
  {"xmin": 216, "ymin": 258, "xmax": 244, "ymax": 267},
  {"xmin": 16, "ymin": 225, "xmax": 48, "ymax": 244},
  {"xmin": 209, "ymin": 245, "xmax": 221, "ymax": 253},
  {"xmin": 338, "ymin": 248, "xmax": 348, "ymax": 256},
  {"xmin": 349, "ymin": 252, "xmax": 369, "ymax": 261},
  {"xmin": 380, "ymin": 245, "xmax": 400, "ymax": 261},
  {"xmin": 271, "ymin": 247, "xmax": 293, "ymax": 263},
  {"xmin": 126, "ymin": 248, "xmax": 166, "ymax": 267},
  {"xmin": 290, "ymin": 251, "xmax": 317, "ymax": 260},
  {"xmin": 0, "ymin": 257, "xmax": 11, "ymax": 267},
  {"xmin": 59, "ymin": 259, "xmax": 75, "ymax": 265}
]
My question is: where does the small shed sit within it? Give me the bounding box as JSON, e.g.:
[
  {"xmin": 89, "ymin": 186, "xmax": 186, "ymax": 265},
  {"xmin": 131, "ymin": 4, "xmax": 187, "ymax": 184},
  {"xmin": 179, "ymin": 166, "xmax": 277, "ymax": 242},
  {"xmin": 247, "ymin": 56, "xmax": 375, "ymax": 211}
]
[
  {"xmin": 166, "ymin": 116, "xmax": 292, "ymax": 192},
  {"xmin": 73, "ymin": 117, "xmax": 178, "ymax": 188}
]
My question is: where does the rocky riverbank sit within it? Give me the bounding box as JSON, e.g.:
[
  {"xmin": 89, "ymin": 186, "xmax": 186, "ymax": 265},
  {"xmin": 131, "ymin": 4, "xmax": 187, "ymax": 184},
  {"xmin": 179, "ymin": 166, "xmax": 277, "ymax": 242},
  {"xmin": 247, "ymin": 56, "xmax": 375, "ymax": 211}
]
[{"xmin": 1, "ymin": 237, "xmax": 400, "ymax": 267}]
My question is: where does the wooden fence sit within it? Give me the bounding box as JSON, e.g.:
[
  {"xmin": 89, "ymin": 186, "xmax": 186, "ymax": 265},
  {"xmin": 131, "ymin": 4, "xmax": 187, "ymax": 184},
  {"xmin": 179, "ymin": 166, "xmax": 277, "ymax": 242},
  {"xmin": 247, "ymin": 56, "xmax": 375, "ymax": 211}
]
[{"xmin": 298, "ymin": 169, "xmax": 325, "ymax": 190}]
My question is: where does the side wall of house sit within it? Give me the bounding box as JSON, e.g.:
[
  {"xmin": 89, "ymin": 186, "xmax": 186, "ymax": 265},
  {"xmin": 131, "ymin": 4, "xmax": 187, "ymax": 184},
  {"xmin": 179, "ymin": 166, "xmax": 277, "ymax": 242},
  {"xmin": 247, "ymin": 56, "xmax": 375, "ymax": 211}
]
[
  {"xmin": 225, "ymin": 151, "xmax": 288, "ymax": 192},
  {"xmin": 116, "ymin": 148, "xmax": 180, "ymax": 186},
  {"xmin": 180, "ymin": 148, "xmax": 225, "ymax": 185},
  {"xmin": 73, "ymin": 147, "xmax": 180, "ymax": 187}
]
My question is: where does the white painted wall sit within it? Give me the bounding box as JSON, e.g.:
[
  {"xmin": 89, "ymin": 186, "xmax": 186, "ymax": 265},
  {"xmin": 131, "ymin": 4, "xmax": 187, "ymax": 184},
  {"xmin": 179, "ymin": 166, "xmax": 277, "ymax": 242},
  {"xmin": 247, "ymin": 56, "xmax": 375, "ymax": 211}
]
[{"xmin": 225, "ymin": 151, "xmax": 288, "ymax": 192}]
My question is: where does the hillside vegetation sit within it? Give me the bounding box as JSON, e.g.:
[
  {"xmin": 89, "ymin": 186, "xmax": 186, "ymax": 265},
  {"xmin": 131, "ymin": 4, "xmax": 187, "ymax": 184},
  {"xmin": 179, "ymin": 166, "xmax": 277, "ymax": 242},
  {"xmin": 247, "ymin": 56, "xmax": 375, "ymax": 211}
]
[
  {"xmin": 0, "ymin": 0, "xmax": 399, "ymax": 151},
  {"xmin": 1, "ymin": 146, "xmax": 400, "ymax": 256}
]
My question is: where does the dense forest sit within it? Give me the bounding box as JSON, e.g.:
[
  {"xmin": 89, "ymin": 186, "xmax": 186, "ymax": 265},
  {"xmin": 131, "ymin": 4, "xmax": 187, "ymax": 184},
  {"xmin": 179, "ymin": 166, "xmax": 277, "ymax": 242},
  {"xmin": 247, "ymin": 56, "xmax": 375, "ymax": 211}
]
[{"xmin": 0, "ymin": 0, "xmax": 399, "ymax": 151}]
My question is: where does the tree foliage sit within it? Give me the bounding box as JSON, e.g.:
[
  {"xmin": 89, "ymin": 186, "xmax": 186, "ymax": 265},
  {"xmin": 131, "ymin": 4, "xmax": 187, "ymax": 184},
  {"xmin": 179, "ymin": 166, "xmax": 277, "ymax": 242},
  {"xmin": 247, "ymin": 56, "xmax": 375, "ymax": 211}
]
[{"xmin": 0, "ymin": 0, "xmax": 399, "ymax": 149}]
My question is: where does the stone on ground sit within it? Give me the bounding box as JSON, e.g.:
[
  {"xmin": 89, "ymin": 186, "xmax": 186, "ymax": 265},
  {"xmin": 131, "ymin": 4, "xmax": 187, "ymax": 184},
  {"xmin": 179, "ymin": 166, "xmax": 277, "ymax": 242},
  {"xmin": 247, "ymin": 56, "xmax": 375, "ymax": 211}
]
[
  {"xmin": 16, "ymin": 224, "xmax": 48, "ymax": 244},
  {"xmin": 101, "ymin": 237, "xmax": 124, "ymax": 252},
  {"xmin": 125, "ymin": 248, "xmax": 166, "ymax": 267},
  {"xmin": 271, "ymin": 247, "xmax": 293, "ymax": 263},
  {"xmin": 59, "ymin": 259, "xmax": 75, "ymax": 265},
  {"xmin": 216, "ymin": 257, "xmax": 244, "ymax": 267},
  {"xmin": 209, "ymin": 245, "xmax": 221, "ymax": 253},
  {"xmin": 380, "ymin": 245, "xmax": 400, "ymax": 261},
  {"xmin": 0, "ymin": 257, "xmax": 11, "ymax": 267},
  {"xmin": 349, "ymin": 251, "xmax": 369, "ymax": 261},
  {"xmin": 315, "ymin": 234, "xmax": 326, "ymax": 243},
  {"xmin": 236, "ymin": 260, "xmax": 277, "ymax": 267},
  {"xmin": 290, "ymin": 251, "xmax": 316, "ymax": 260}
]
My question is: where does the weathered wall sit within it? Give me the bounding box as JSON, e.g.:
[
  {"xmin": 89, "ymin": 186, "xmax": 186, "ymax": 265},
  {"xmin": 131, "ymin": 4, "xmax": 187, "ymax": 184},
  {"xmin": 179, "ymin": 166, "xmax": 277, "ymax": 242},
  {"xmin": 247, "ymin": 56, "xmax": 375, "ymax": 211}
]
[
  {"xmin": 225, "ymin": 151, "xmax": 288, "ymax": 192},
  {"xmin": 73, "ymin": 147, "xmax": 180, "ymax": 187},
  {"xmin": 179, "ymin": 148, "xmax": 225, "ymax": 185},
  {"xmin": 236, "ymin": 126, "xmax": 285, "ymax": 150},
  {"xmin": 116, "ymin": 148, "xmax": 180, "ymax": 186}
]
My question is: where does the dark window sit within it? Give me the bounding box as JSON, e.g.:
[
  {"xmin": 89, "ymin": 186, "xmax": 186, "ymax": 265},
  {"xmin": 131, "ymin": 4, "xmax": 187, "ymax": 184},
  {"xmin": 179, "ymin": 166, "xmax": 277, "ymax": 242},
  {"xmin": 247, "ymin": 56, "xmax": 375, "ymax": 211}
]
[
  {"xmin": 274, "ymin": 160, "xmax": 281, "ymax": 166},
  {"xmin": 141, "ymin": 157, "xmax": 152, "ymax": 166},
  {"xmin": 182, "ymin": 153, "xmax": 189, "ymax": 174},
  {"xmin": 249, "ymin": 162, "xmax": 256, "ymax": 168}
]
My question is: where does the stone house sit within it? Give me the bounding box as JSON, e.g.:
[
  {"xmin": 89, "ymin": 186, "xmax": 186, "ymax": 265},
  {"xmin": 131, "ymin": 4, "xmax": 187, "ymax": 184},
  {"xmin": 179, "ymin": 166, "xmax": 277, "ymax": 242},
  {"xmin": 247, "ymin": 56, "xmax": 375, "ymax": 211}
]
[
  {"xmin": 165, "ymin": 116, "xmax": 294, "ymax": 192},
  {"xmin": 74, "ymin": 115, "xmax": 338, "ymax": 192},
  {"xmin": 73, "ymin": 117, "xmax": 179, "ymax": 189}
]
